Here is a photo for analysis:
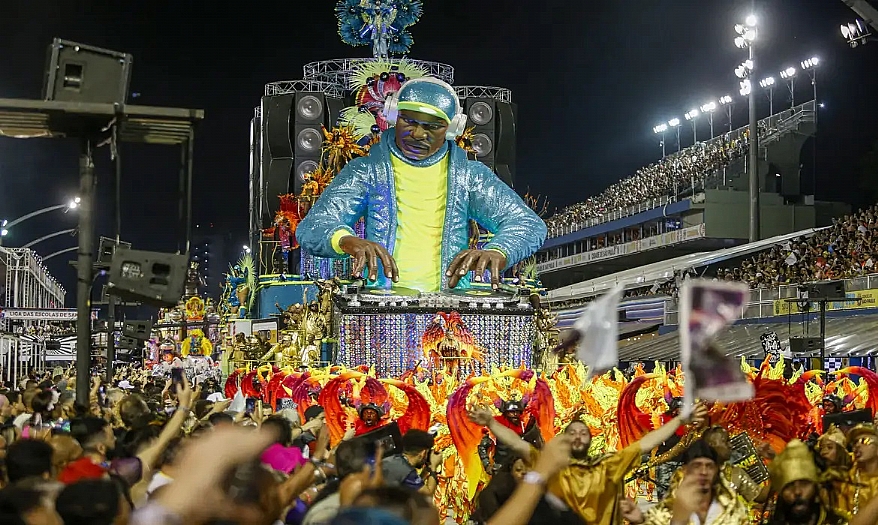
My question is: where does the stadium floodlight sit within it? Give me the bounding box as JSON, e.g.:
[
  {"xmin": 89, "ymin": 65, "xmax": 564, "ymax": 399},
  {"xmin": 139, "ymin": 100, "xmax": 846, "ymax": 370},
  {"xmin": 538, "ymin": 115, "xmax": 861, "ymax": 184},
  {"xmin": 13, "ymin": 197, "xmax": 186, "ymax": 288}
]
[
  {"xmin": 0, "ymin": 228, "xmax": 7, "ymax": 237},
  {"xmin": 745, "ymin": 14, "xmax": 757, "ymax": 27},
  {"xmin": 684, "ymin": 109, "xmax": 700, "ymax": 120},
  {"xmin": 735, "ymin": 36, "xmax": 747, "ymax": 48},
  {"xmin": 735, "ymin": 60, "xmax": 753, "ymax": 79},
  {"xmin": 841, "ymin": 20, "xmax": 871, "ymax": 48},
  {"xmin": 719, "ymin": 95, "xmax": 733, "ymax": 105},
  {"xmin": 735, "ymin": 23, "xmax": 746, "ymax": 35},
  {"xmin": 700, "ymin": 101, "xmax": 717, "ymax": 113},
  {"xmin": 243, "ymin": 244, "xmax": 251, "ymax": 254},
  {"xmin": 759, "ymin": 77, "xmax": 775, "ymax": 88},
  {"xmin": 780, "ymin": 67, "xmax": 797, "ymax": 79},
  {"xmin": 668, "ymin": 118, "xmax": 680, "ymax": 127},
  {"xmin": 739, "ymin": 79, "xmax": 752, "ymax": 96},
  {"xmin": 801, "ymin": 57, "xmax": 819, "ymax": 70},
  {"xmin": 653, "ymin": 123, "xmax": 668, "ymax": 134}
]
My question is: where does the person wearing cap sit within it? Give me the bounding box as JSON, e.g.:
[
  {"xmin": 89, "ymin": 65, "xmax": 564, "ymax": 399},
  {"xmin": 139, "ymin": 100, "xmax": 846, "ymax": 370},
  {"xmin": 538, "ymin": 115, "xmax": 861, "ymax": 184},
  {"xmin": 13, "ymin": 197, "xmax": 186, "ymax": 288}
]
[
  {"xmin": 640, "ymin": 439, "xmax": 749, "ymax": 525},
  {"xmin": 818, "ymin": 425, "xmax": 852, "ymax": 475},
  {"xmin": 354, "ymin": 403, "xmax": 388, "ymax": 437},
  {"xmin": 762, "ymin": 439, "xmax": 846, "ymax": 525},
  {"xmin": 479, "ymin": 399, "xmax": 527, "ymax": 475},
  {"xmin": 297, "ymin": 77, "xmax": 546, "ymax": 292},
  {"xmin": 827, "ymin": 423, "xmax": 878, "ymax": 518}
]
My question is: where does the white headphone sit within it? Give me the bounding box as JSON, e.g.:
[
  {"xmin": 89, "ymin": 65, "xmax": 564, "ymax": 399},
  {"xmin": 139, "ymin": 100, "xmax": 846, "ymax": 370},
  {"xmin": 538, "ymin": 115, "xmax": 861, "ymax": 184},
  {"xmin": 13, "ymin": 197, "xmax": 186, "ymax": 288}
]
[{"xmin": 383, "ymin": 77, "xmax": 468, "ymax": 141}]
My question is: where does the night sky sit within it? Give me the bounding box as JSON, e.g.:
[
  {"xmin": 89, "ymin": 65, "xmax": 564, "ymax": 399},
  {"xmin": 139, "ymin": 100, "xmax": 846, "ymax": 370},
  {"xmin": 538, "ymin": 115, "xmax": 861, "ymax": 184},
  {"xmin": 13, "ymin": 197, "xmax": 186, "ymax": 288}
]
[{"xmin": 1, "ymin": 0, "xmax": 877, "ymax": 305}]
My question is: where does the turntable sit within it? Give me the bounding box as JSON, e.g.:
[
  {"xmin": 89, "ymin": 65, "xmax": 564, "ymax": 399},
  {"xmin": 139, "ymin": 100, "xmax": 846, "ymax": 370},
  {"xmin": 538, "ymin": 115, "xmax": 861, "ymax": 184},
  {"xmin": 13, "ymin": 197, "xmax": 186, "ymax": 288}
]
[{"xmin": 357, "ymin": 286, "xmax": 421, "ymax": 306}]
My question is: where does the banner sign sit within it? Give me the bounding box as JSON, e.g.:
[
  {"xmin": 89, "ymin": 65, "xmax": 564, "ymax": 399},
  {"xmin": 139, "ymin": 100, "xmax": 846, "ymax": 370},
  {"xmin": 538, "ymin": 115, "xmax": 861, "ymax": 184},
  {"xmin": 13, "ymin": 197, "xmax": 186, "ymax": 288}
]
[
  {"xmin": 0, "ymin": 308, "xmax": 98, "ymax": 321},
  {"xmin": 771, "ymin": 288, "xmax": 878, "ymax": 316}
]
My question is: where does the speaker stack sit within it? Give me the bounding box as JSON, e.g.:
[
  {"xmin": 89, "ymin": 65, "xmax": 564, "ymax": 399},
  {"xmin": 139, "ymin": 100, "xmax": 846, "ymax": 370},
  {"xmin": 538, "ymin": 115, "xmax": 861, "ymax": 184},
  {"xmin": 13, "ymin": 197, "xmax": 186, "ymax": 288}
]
[
  {"xmin": 463, "ymin": 98, "xmax": 517, "ymax": 188},
  {"xmin": 259, "ymin": 91, "xmax": 347, "ymax": 227}
]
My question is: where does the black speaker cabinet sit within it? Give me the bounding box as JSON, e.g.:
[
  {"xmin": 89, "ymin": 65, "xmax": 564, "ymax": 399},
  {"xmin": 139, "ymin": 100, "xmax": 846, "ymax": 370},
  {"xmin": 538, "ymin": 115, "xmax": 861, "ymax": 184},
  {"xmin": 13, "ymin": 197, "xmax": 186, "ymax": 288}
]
[
  {"xmin": 494, "ymin": 102, "xmax": 517, "ymax": 188},
  {"xmin": 107, "ymin": 247, "xmax": 188, "ymax": 307},
  {"xmin": 810, "ymin": 280, "xmax": 846, "ymax": 300},
  {"xmin": 789, "ymin": 336, "xmax": 823, "ymax": 353},
  {"xmin": 42, "ymin": 38, "xmax": 133, "ymax": 104},
  {"xmin": 122, "ymin": 320, "xmax": 153, "ymax": 340},
  {"xmin": 465, "ymin": 98, "xmax": 497, "ymax": 168},
  {"xmin": 98, "ymin": 237, "xmax": 132, "ymax": 266}
]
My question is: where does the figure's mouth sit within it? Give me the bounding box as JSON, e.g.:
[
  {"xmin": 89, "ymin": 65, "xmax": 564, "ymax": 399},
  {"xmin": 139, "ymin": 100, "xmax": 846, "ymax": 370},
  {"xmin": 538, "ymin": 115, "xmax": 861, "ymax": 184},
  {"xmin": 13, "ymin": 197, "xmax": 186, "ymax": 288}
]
[{"xmin": 404, "ymin": 141, "xmax": 429, "ymax": 155}]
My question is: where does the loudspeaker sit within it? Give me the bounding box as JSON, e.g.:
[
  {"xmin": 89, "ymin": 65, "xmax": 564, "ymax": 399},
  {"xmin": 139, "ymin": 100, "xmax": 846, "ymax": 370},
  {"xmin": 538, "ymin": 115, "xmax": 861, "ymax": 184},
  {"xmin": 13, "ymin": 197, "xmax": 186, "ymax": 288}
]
[
  {"xmin": 117, "ymin": 336, "xmax": 141, "ymax": 351},
  {"xmin": 122, "ymin": 320, "xmax": 152, "ymax": 340},
  {"xmin": 42, "ymin": 38, "xmax": 133, "ymax": 104},
  {"xmin": 98, "ymin": 237, "xmax": 132, "ymax": 266},
  {"xmin": 107, "ymin": 247, "xmax": 188, "ymax": 307},
  {"xmin": 494, "ymin": 102, "xmax": 517, "ymax": 187},
  {"xmin": 465, "ymin": 98, "xmax": 496, "ymax": 168},
  {"xmin": 261, "ymin": 94, "xmax": 295, "ymax": 219},
  {"xmin": 809, "ymin": 280, "xmax": 846, "ymax": 300},
  {"xmin": 293, "ymin": 92, "xmax": 327, "ymax": 193},
  {"xmin": 790, "ymin": 336, "xmax": 823, "ymax": 353}
]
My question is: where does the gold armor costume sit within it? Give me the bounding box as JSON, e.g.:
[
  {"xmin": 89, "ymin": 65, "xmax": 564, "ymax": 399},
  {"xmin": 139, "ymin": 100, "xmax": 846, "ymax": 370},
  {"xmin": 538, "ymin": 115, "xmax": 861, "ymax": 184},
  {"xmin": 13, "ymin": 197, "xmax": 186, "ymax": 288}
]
[{"xmin": 643, "ymin": 475, "xmax": 750, "ymax": 525}]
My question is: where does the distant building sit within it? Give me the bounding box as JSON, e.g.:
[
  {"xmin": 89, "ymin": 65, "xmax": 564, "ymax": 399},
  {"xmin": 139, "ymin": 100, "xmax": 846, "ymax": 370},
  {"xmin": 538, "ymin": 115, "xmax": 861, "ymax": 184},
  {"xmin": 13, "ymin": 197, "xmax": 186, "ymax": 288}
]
[{"xmin": 191, "ymin": 225, "xmax": 237, "ymax": 301}]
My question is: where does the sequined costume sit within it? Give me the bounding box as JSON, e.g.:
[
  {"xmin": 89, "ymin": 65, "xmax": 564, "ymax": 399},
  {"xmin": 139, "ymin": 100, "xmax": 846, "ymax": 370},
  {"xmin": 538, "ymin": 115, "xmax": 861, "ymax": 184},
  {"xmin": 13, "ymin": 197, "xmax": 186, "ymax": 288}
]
[
  {"xmin": 643, "ymin": 475, "xmax": 750, "ymax": 525},
  {"xmin": 297, "ymin": 132, "xmax": 546, "ymax": 289}
]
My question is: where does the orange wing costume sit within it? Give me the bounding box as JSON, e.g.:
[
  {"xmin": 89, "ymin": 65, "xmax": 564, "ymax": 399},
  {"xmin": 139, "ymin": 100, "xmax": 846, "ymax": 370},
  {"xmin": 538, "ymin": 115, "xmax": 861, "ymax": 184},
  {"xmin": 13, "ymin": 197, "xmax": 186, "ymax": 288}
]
[
  {"xmin": 838, "ymin": 366, "xmax": 878, "ymax": 416},
  {"xmin": 617, "ymin": 374, "xmax": 659, "ymax": 449},
  {"xmin": 446, "ymin": 376, "xmax": 491, "ymax": 501},
  {"xmin": 318, "ymin": 371, "xmax": 363, "ymax": 445},
  {"xmin": 381, "ymin": 378, "xmax": 431, "ymax": 435}
]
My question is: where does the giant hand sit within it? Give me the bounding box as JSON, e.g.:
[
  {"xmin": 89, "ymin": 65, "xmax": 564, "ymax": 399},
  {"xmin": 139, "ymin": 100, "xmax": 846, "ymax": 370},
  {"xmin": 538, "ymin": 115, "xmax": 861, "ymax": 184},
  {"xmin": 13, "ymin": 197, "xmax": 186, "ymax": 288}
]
[
  {"xmin": 338, "ymin": 235, "xmax": 399, "ymax": 283},
  {"xmin": 446, "ymin": 249, "xmax": 507, "ymax": 289}
]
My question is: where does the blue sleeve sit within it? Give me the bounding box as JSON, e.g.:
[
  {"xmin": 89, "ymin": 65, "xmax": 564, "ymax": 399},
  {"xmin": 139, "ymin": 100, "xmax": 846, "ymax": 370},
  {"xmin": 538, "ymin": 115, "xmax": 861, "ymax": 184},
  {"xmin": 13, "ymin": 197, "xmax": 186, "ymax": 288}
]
[
  {"xmin": 296, "ymin": 158, "xmax": 370, "ymax": 258},
  {"xmin": 401, "ymin": 471, "xmax": 425, "ymax": 490},
  {"xmin": 466, "ymin": 162, "xmax": 547, "ymax": 269}
]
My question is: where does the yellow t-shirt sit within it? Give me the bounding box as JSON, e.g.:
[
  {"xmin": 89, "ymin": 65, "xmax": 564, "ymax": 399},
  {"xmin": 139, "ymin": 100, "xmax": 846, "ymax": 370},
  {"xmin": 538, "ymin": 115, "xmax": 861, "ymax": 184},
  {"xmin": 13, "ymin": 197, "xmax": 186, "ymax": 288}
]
[{"xmin": 389, "ymin": 154, "xmax": 447, "ymax": 292}]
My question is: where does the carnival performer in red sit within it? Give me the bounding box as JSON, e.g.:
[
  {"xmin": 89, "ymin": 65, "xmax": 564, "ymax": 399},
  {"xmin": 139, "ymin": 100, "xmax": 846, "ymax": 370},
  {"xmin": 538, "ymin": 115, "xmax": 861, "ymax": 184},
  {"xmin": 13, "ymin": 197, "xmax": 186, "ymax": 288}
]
[
  {"xmin": 478, "ymin": 399, "xmax": 526, "ymax": 475},
  {"xmin": 354, "ymin": 402, "xmax": 389, "ymax": 436}
]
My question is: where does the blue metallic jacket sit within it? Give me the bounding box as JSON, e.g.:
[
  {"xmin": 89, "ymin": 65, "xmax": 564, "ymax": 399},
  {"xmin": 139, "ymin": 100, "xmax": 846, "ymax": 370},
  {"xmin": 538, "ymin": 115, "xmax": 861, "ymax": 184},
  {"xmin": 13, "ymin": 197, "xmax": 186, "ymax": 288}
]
[{"xmin": 296, "ymin": 132, "xmax": 547, "ymax": 289}]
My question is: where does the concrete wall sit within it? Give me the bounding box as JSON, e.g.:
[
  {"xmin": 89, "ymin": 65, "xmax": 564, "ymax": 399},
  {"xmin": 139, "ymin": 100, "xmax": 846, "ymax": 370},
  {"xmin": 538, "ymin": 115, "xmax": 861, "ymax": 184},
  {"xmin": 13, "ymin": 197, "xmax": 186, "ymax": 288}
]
[{"xmin": 700, "ymin": 189, "xmax": 817, "ymax": 239}]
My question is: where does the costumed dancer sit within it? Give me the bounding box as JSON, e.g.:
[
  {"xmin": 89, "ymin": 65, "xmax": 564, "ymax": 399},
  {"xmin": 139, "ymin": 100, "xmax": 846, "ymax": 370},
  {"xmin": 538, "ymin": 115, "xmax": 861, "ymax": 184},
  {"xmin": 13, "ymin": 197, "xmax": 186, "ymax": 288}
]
[
  {"xmin": 478, "ymin": 399, "xmax": 527, "ymax": 475},
  {"xmin": 297, "ymin": 77, "xmax": 546, "ymax": 293},
  {"xmin": 354, "ymin": 402, "xmax": 389, "ymax": 437}
]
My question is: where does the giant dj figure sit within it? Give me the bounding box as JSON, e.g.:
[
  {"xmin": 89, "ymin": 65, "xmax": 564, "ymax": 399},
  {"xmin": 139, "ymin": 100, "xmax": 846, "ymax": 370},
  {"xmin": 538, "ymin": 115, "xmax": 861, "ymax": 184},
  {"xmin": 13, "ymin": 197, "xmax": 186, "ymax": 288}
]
[{"xmin": 297, "ymin": 78, "xmax": 546, "ymax": 292}]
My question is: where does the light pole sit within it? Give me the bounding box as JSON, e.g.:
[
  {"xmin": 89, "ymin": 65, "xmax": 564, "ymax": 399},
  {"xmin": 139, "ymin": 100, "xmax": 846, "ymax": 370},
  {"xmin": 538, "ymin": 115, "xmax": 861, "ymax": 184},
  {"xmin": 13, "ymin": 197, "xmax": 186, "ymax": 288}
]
[
  {"xmin": 22, "ymin": 228, "xmax": 78, "ymax": 249},
  {"xmin": 780, "ymin": 66, "xmax": 797, "ymax": 108},
  {"xmin": 700, "ymin": 102, "xmax": 717, "ymax": 139},
  {"xmin": 759, "ymin": 76, "xmax": 776, "ymax": 115},
  {"xmin": 0, "ymin": 197, "xmax": 80, "ymax": 246},
  {"xmin": 801, "ymin": 57, "xmax": 820, "ymax": 106},
  {"xmin": 719, "ymin": 95, "xmax": 734, "ymax": 133},
  {"xmin": 735, "ymin": 13, "xmax": 760, "ymax": 242},
  {"xmin": 684, "ymin": 109, "xmax": 701, "ymax": 144},
  {"xmin": 653, "ymin": 123, "xmax": 668, "ymax": 157},
  {"xmin": 43, "ymin": 246, "xmax": 78, "ymax": 261},
  {"xmin": 668, "ymin": 118, "xmax": 682, "ymax": 152}
]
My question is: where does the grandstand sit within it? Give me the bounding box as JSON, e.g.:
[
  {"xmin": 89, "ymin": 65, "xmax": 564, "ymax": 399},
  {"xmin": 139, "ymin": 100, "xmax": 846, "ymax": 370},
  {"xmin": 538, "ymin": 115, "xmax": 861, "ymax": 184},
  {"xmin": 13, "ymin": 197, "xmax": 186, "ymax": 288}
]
[
  {"xmin": 546, "ymin": 206, "xmax": 878, "ymax": 369},
  {"xmin": 535, "ymin": 100, "xmax": 849, "ymax": 290}
]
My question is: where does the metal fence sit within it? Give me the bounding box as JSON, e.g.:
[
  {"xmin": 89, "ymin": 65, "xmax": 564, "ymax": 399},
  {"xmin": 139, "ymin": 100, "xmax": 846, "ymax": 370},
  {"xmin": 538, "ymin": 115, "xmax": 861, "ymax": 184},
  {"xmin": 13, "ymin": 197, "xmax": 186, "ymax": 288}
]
[{"xmin": 663, "ymin": 272, "xmax": 878, "ymax": 325}]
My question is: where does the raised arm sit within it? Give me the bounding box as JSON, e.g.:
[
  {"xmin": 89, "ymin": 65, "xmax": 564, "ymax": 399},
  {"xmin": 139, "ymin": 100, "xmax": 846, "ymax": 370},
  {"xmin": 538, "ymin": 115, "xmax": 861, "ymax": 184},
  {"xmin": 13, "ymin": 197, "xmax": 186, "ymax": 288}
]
[
  {"xmin": 296, "ymin": 159, "xmax": 370, "ymax": 258},
  {"xmin": 637, "ymin": 403, "xmax": 707, "ymax": 454},
  {"xmin": 469, "ymin": 407, "xmax": 532, "ymax": 459}
]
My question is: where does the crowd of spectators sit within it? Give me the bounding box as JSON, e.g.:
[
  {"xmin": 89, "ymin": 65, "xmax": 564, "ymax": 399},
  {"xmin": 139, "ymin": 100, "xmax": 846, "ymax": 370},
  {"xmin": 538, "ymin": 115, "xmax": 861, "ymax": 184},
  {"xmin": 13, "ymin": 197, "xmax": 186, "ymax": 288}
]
[
  {"xmin": 717, "ymin": 205, "xmax": 878, "ymax": 288},
  {"xmin": 544, "ymin": 132, "xmax": 749, "ymax": 238}
]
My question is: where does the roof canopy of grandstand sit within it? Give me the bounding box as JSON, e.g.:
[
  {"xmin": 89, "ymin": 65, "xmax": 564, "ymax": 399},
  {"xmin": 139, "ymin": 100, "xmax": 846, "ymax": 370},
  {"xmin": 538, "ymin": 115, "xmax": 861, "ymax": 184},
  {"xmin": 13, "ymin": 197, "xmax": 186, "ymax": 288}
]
[
  {"xmin": 617, "ymin": 313, "xmax": 878, "ymax": 362},
  {"xmin": 547, "ymin": 227, "xmax": 828, "ymax": 304}
]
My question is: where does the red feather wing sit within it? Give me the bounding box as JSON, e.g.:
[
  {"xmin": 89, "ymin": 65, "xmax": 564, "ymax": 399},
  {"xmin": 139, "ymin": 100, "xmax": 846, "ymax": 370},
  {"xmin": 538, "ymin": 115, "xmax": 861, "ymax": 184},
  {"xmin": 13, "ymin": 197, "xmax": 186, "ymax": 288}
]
[
  {"xmin": 318, "ymin": 371, "xmax": 362, "ymax": 446},
  {"xmin": 839, "ymin": 366, "xmax": 878, "ymax": 416},
  {"xmin": 447, "ymin": 376, "xmax": 491, "ymax": 501},
  {"xmin": 531, "ymin": 375, "xmax": 557, "ymax": 442},
  {"xmin": 616, "ymin": 375, "xmax": 657, "ymax": 449},
  {"xmin": 382, "ymin": 378, "xmax": 431, "ymax": 434}
]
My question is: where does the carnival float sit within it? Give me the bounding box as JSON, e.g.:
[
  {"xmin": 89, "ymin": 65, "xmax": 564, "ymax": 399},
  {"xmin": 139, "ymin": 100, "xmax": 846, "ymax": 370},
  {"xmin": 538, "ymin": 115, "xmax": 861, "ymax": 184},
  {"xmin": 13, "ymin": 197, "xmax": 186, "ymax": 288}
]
[{"xmin": 129, "ymin": 2, "xmax": 878, "ymax": 522}]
